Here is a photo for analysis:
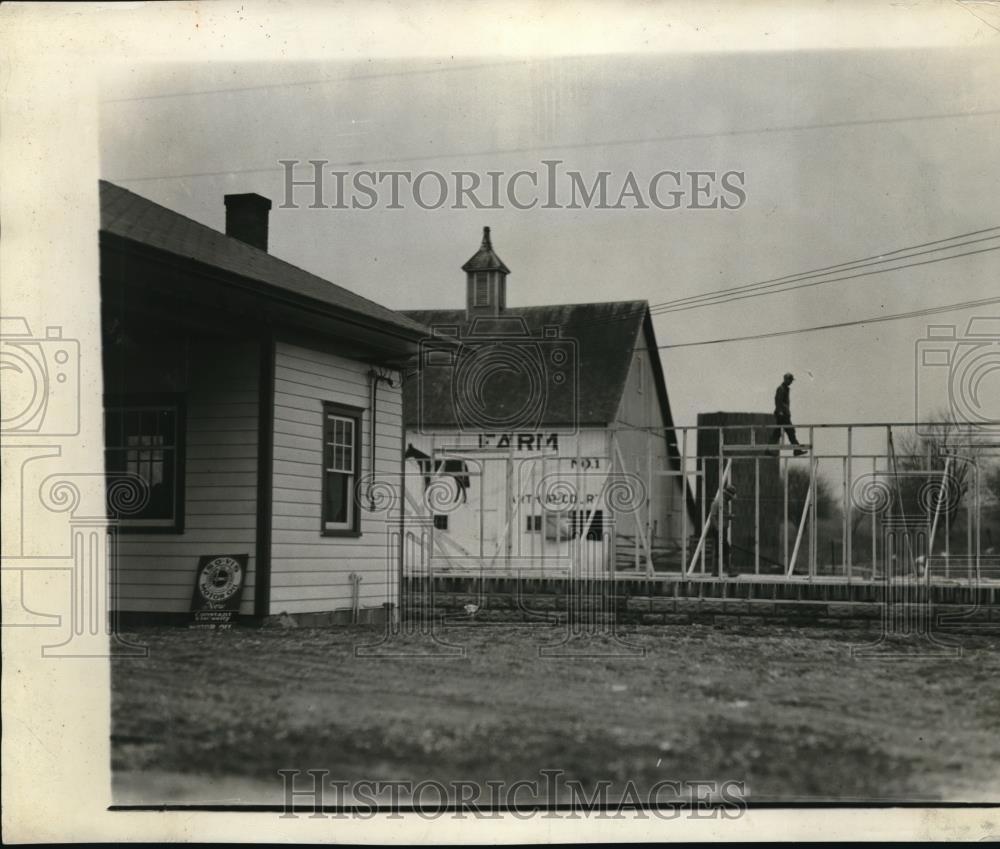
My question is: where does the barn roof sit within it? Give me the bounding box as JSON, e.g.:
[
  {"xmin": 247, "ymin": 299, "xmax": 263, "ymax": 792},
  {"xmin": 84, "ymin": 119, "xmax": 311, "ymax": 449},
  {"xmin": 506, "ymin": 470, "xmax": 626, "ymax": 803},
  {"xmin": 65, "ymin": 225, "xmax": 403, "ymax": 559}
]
[
  {"xmin": 99, "ymin": 180, "xmax": 429, "ymax": 338},
  {"xmin": 400, "ymin": 300, "xmax": 652, "ymax": 427}
]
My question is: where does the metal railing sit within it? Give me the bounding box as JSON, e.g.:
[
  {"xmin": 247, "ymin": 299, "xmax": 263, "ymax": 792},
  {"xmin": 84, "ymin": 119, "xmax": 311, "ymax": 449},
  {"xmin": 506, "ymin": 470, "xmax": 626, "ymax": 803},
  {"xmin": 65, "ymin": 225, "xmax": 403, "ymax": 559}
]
[{"xmin": 614, "ymin": 420, "xmax": 999, "ymax": 584}]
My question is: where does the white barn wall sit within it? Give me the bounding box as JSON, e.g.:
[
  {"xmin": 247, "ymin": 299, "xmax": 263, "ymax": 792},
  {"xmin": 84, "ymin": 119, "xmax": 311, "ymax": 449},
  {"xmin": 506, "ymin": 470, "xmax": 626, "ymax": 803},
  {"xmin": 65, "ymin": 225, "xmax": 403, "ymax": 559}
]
[
  {"xmin": 115, "ymin": 340, "xmax": 259, "ymax": 614},
  {"xmin": 269, "ymin": 340, "xmax": 401, "ymax": 616},
  {"xmin": 403, "ymin": 429, "xmax": 612, "ymax": 573},
  {"xmin": 611, "ymin": 341, "xmax": 686, "ymax": 545}
]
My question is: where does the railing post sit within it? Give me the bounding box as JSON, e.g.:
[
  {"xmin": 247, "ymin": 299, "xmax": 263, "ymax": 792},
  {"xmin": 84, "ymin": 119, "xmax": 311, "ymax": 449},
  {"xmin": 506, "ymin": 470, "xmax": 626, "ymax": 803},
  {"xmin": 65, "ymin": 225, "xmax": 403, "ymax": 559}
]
[
  {"xmin": 871, "ymin": 456, "xmax": 877, "ymax": 575},
  {"xmin": 783, "ymin": 453, "xmax": 789, "ymax": 572},
  {"xmin": 681, "ymin": 426, "xmax": 688, "ymax": 576},
  {"xmin": 717, "ymin": 426, "xmax": 724, "ymax": 578},
  {"xmin": 787, "ymin": 477, "xmax": 813, "ymax": 577},
  {"xmin": 754, "ymin": 455, "xmax": 760, "ymax": 575},
  {"xmin": 845, "ymin": 425, "xmax": 853, "ymax": 582},
  {"xmin": 700, "ymin": 440, "xmax": 707, "ymax": 574},
  {"xmin": 927, "ymin": 456, "xmax": 951, "ymax": 556},
  {"xmin": 646, "ymin": 449, "xmax": 653, "ymax": 577},
  {"xmin": 809, "ymin": 428, "xmax": 817, "ymax": 579}
]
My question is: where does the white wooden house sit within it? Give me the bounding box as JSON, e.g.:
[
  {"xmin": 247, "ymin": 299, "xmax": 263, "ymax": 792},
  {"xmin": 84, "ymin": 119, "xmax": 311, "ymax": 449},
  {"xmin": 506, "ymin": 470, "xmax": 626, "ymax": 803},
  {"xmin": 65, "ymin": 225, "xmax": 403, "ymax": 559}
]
[
  {"xmin": 400, "ymin": 228, "xmax": 695, "ymax": 576},
  {"xmin": 100, "ymin": 182, "xmax": 428, "ymax": 624}
]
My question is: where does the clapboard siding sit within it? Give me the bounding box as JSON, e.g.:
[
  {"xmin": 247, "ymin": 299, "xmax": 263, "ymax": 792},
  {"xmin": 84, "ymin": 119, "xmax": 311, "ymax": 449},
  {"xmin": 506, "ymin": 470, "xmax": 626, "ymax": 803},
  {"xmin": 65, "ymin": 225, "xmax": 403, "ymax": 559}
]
[
  {"xmin": 113, "ymin": 340, "xmax": 259, "ymax": 614},
  {"xmin": 612, "ymin": 337, "xmax": 686, "ymax": 544},
  {"xmin": 268, "ymin": 340, "xmax": 402, "ymax": 616}
]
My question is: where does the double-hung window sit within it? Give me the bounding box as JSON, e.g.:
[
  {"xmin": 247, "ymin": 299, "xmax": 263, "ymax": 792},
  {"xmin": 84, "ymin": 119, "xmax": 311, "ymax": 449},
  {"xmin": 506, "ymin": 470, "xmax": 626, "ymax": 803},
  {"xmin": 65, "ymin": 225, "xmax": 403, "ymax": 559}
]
[
  {"xmin": 322, "ymin": 403, "xmax": 362, "ymax": 535},
  {"xmin": 104, "ymin": 396, "xmax": 185, "ymax": 531}
]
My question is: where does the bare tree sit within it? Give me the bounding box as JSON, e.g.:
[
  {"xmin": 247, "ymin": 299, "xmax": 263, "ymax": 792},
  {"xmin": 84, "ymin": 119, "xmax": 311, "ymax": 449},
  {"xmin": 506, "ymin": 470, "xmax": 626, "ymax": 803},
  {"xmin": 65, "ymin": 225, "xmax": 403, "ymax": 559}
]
[
  {"xmin": 985, "ymin": 463, "xmax": 1000, "ymax": 504},
  {"xmin": 785, "ymin": 466, "xmax": 836, "ymax": 522},
  {"xmin": 891, "ymin": 410, "xmax": 985, "ymax": 523}
]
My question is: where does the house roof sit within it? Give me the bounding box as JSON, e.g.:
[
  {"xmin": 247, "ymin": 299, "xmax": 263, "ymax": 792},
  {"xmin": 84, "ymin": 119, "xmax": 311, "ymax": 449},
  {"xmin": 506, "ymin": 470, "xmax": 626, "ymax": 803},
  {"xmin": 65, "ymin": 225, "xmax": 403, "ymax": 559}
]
[
  {"xmin": 460, "ymin": 226, "xmax": 511, "ymax": 274},
  {"xmin": 399, "ymin": 300, "xmax": 650, "ymax": 427},
  {"xmin": 99, "ymin": 180, "xmax": 429, "ymax": 338}
]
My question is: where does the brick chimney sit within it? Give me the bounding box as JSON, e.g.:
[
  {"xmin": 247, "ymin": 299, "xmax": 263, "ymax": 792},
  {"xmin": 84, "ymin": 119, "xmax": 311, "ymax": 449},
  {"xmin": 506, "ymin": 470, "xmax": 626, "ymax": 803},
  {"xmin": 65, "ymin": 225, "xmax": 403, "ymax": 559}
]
[{"xmin": 224, "ymin": 193, "xmax": 272, "ymax": 251}]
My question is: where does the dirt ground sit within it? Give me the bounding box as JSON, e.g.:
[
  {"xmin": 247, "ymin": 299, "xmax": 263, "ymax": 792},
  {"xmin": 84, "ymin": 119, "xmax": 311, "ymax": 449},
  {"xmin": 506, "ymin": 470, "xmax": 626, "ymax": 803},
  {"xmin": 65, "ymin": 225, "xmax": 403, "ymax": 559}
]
[{"xmin": 110, "ymin": 621, "xmax": 1000, "ymax": 806}]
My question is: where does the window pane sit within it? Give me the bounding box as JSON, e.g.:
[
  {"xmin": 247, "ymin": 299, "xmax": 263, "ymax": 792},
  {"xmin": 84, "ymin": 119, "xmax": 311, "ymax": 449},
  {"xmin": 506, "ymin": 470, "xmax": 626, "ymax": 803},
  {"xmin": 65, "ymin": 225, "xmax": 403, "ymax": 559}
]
[
  {"xmin": 325, "ymin": 472, "xmax": 350, "ymax": 524},
  {"xmin": 140, "ymin": 411, "xmax": 157, "ymax": 440},
  {"xmin": 104, "ymin": 404, "xmax": 180, "ymax": 525}
]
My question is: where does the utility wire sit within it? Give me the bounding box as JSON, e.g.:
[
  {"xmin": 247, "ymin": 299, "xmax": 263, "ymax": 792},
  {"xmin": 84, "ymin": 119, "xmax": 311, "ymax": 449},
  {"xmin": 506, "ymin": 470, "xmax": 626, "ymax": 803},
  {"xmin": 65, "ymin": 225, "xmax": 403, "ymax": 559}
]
[
  {"xmin": 647, "ymin": 294, "xmax": 1000, "ymax": 349},
  {"xmin": 570, "ymin": 228, "xmax": 1000, "ymax": 328},
  {"xmin": 106, "ymin": 107, "xmax": 1000, "ymax": 183},
  {"xmin": 100, "ymin": 59, "xmax": 534, "ymax": 103},
  {"xmin": 651, "ymin": 243, "xmax": 1000, "ymax": 316},
  {"xmin": 568, "ymin": 227, "xmax": 1000, "ymax": 330},
  {"xmin": 648, "ymin": 229, "xmax": 1000, "ymax": 313}
]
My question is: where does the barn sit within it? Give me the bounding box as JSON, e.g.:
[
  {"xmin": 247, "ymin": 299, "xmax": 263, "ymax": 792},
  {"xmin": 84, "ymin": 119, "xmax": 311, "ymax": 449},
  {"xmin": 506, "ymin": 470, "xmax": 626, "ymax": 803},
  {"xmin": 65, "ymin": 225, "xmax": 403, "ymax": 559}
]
[
  {"xmin": 399, "ymin": 228, "xmax": 696, "ymax": 577},
  {"xmin": 100, "ymin": 181, "xmax": 428, "ymax": 624}
]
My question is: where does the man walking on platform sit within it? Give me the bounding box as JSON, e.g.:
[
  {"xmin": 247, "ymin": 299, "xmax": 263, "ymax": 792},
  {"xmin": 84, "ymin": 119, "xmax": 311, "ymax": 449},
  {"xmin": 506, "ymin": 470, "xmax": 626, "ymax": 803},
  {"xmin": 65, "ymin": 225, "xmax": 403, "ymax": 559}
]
[{"xmin": 770, "ymin": 372, "xmax": 808, "ymax": 455}]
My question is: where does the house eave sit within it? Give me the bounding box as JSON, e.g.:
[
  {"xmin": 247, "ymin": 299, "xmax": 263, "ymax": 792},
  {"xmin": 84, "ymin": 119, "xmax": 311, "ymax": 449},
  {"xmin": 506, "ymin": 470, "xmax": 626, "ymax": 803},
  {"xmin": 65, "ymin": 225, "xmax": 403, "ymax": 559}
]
[{"xmin": 100, "ymin": 231, "xmax": 429, "ymax": 361}]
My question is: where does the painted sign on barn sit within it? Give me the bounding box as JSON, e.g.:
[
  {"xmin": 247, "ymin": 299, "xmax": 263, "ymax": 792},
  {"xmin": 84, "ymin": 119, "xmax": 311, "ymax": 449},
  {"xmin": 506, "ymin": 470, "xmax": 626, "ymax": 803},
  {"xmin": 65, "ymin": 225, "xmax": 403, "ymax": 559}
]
[{"xmin": 403, "ymin": 430, "xmax": 619, "ymax": 575}]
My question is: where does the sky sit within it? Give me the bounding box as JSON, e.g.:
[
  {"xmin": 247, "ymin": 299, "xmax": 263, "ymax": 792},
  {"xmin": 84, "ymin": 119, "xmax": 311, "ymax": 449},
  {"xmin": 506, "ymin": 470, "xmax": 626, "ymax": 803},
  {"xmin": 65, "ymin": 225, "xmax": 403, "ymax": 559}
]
[{"xmin": 98, "ymin": 8, "xmax": 1000, "ymax": 437}]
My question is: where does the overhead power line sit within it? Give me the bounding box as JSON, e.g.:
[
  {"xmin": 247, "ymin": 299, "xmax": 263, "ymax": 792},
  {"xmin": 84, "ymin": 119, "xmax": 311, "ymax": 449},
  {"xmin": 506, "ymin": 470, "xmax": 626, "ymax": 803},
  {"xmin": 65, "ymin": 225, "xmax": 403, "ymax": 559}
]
[
  {"xmin": 576, "ymin": 227, "xmax": 1000, "ymax": 330},
  {"xmin": 651, "ymin": 294, "xmax": 1000, "ymax": 349},
  {"xmin": 650, "ymin": 242, "xmax": 1000, "ymax": 316},
  {"xmin": 648, "ymin": 228, "xmax": 1000, "ymax": 313},
  {"xmin": 106, "ymin": 107, "xmax": 1000, "ymax": 184},
  {"xmin": 571, "ymin": 226, "xmax": 1000, "ymax": 329},
  {"xmin": 100, "ymin": 60, "xmax": 534, "ymax": 104}
]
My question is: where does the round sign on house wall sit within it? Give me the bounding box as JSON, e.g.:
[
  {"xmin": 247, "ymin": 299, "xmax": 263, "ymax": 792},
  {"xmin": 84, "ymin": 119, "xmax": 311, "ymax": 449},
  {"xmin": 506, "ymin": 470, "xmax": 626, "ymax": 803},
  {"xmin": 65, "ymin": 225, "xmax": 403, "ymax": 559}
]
[{"xmin": 191, "ymin": 554, "xmax": 248, "ymax": 612}]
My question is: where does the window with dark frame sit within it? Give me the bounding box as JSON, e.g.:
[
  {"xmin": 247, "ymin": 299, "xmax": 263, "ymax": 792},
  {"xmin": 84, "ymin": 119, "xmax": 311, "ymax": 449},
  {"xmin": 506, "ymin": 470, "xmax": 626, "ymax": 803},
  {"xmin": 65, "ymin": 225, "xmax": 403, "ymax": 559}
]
[
  {"xmin": 526, "ymin": 514, "xmax": 542, "ymax": 532},
  {"xmin": 433, "ymin": 514, "xmax": 449, "ymax": 530},
  {"xmin": 322, "ymin": 403, "xmax": 362, "ymax": 535},
  {"xmin": 104, "ymin": 398, "xmax": 184, "ymax": 530}
]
